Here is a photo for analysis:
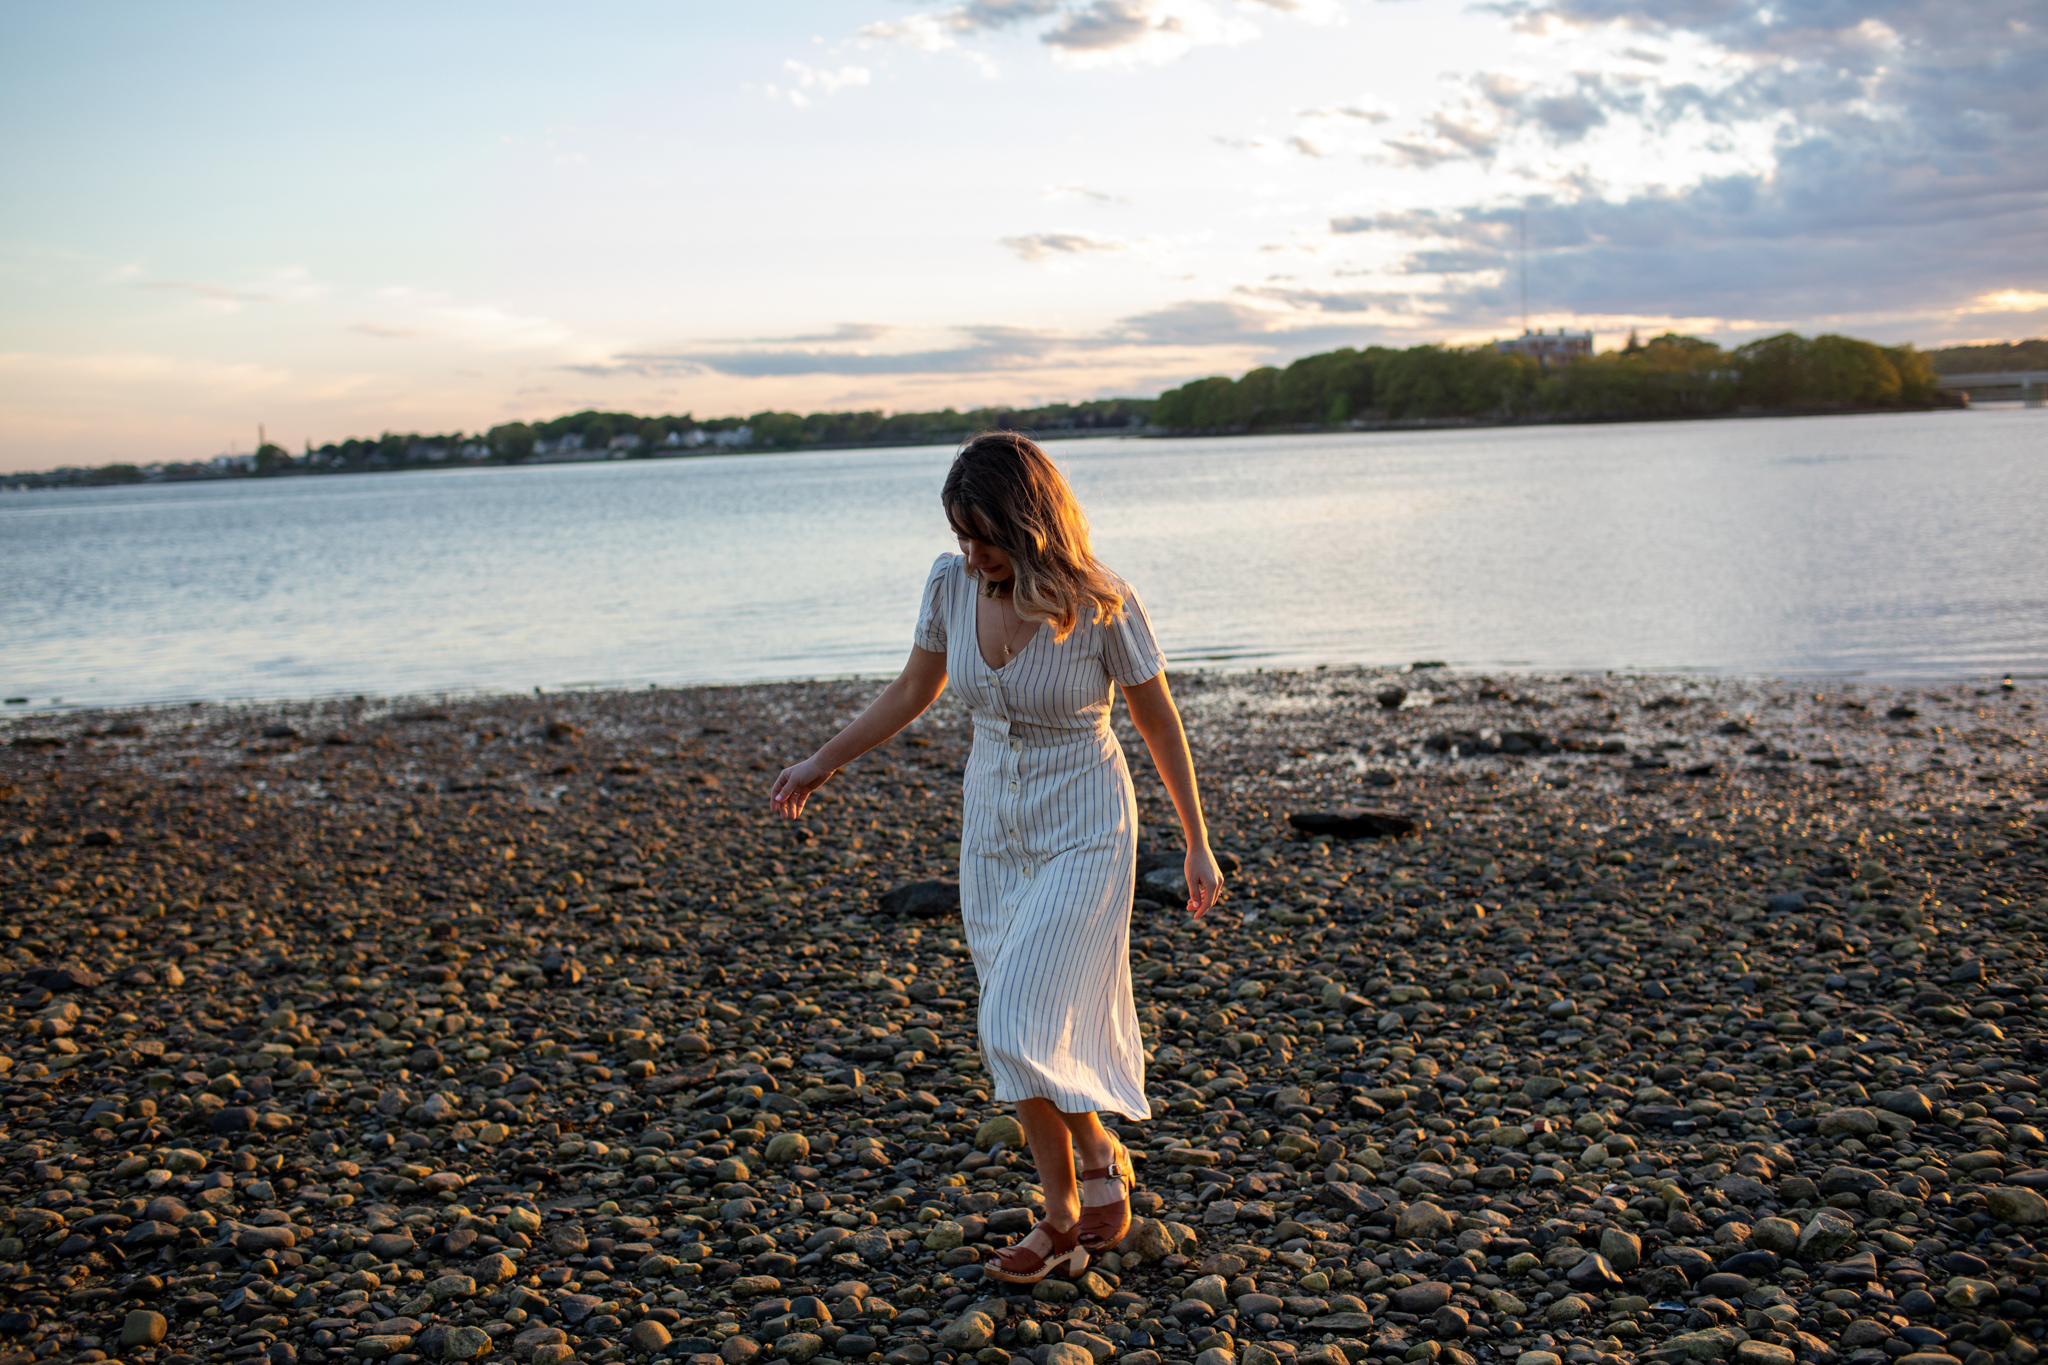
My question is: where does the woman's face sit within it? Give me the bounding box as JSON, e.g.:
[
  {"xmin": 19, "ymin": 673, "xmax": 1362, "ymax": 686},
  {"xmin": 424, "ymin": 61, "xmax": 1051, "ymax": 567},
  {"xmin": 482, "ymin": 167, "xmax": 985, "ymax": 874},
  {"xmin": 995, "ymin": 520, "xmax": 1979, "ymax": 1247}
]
[{"xmin": 956, "ymin": 530, "xmax": 1014, "ymax": 584}]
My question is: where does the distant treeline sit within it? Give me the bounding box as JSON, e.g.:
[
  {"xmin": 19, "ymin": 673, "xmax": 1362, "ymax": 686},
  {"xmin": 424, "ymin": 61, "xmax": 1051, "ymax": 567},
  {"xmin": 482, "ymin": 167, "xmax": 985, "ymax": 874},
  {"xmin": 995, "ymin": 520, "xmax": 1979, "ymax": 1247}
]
[
  {"xmin": 9, "ymin": 333, "xmax": 2034, "ymax": 489},
  {"xmin": 478, "ymin": 398, "xmax": 1150, "ymax": 464},
  {"xmin": 1152, "ymin": 331, "xmax": 1958, "ymax": 431},
  {"xmin": 1929, "ymin": 339, "xmax": 2048, "ymax": 374},
  {"xmin": 16, "ymin": 399, "xmax": 1153, "ymax": 487}
]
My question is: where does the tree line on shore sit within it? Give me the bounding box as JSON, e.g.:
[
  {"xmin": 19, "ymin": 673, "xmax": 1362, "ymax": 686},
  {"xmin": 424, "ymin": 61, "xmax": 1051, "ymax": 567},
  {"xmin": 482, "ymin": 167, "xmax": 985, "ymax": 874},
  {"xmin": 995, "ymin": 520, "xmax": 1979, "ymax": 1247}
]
[
  {"xmin": 19, "ymin": 399, "xmax": 1153, "ymax": 486},
  {"xmin": 6, "ymin": 333, "xmax": 2030, "ymax": 488},
  {"xmin": 1150, "ymin": 330, "xmax": 1960, "ymax": 431}
]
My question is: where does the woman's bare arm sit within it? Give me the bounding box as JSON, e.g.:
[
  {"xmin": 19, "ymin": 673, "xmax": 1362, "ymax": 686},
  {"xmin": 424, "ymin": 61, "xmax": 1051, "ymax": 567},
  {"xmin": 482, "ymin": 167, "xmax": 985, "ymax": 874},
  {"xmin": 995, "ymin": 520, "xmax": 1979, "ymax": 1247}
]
[
  {"xmin": 1121, "ymin": 672, "xmax": 1223, "ymax": 916},
  {"xmin": 769, "ymin": 646, "xmax": 948, "ymax": 818}
]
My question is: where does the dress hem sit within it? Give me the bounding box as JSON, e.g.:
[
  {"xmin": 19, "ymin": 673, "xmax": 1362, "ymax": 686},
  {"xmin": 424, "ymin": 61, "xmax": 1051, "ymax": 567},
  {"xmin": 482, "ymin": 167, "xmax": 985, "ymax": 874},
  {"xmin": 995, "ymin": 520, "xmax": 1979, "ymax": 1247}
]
[{"xmin": 991, "ymin": 1078, "xmax": 1153, "ymax": 1123}]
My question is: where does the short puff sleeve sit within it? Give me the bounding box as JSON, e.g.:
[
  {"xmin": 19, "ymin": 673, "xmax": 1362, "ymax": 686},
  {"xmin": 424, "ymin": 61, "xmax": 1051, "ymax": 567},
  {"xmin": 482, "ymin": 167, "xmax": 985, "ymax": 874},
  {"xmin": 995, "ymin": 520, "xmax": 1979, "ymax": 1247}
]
[
  {"xmin": 913, "ymin": 553, "xmax": 957, "ymax": 653},
  {"xmin": 1099, "ymin": 580, "xmax": 1166, "ymax": 686}
]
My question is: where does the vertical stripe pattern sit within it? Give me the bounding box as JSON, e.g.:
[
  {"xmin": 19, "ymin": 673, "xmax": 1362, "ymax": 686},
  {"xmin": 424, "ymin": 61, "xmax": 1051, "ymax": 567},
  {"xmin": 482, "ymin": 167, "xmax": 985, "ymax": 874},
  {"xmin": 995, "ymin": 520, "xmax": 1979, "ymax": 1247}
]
[{"xmin": 914, "ymin": 552, "xmax": 1165, "ymax": 1120}]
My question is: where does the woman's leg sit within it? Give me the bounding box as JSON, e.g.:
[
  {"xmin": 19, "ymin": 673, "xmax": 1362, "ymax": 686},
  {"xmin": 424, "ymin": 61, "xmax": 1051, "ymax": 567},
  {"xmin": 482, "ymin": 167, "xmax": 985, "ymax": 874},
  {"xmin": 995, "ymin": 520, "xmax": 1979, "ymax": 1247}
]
[
  {"xmin": 1058, "ymin": 1108, "xmax": 1117, "ymax": 1174},
  {"xmin": 987, "ymin": 1098, "xmax": 1093, "ymax": 1283},
  {"xmin": 1016, "ymin": 1097, "xmax": 1080, "ymax": 1231},
  {"xmin": 1063, "ymin": 1110, "xmax": 1133, "ymax": 1249}
]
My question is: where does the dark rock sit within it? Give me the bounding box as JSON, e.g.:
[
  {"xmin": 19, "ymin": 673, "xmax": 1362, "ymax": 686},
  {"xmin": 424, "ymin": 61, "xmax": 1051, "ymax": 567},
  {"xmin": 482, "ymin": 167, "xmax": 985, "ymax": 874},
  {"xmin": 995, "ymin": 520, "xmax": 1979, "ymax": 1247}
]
[
  {"xmin": 1567, "ymin": 1254, "xmax": 1625, "ymax": 1292},
  {"xmin": 210, "ymin": 1106, "xmax": 258, "ymax": 1135},
  {"xmin": 1660, "ymin": 1247, "xmax": 1717, "ymax": 1279},
  {"xmin": 23, "ymin": 965, "xmax": 102, "ymax": 992},
  {"xmin": 1882, "ymin": 1091, "xmax": 1937, "ymax": 1122},
  {"xmin": 1719, "ymin": 1251, "xmax": 1780, "ymax": 1279},
  {"xmin": 1317, "ymin": 1182, "xmax": 1385, "ymax": 1217},
  {"xmin": 1392, "ymin": 1282, "xmax": 1452, "ymax": 1314},
  {"xmin": 1286, "ymin": 809, "xmax": 1417, "ymax": 840},
  {"xmin": 1819, "ymin": 1166, "xmax": 1886, "ymax": 1196},
  {"xmin": 876, "ymin": 881, "xmax": 961, "ymax": 920},
  {"xmin": 367, "ymin": 1232, "xmax": 418, "ymax": 1259},
  {"xmin": 541, "ymin": 953, "xmax": 585, "ymax": 986},
  {"xmin": 1697, "ymin": 1273, "xmax": 1753, "ymax": 1299},
  {"xmin": 1716, "ymin": 1174, "xmax": 1773, "ymax": 1205}
]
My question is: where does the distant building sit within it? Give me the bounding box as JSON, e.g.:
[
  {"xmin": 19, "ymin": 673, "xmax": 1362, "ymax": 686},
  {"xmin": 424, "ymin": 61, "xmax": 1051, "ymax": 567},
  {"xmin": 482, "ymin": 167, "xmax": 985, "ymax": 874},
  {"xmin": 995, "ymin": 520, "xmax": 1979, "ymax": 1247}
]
[
  {"xmin": 532, "ymin": 434, "xmax": 612, "ymax": 463},
  {"xmin": 708, "ymin": 426, "xmax": 753, "ymax": 448},
  {"xmin": 1495, "ymin": 328, "xmax": 1593, "ymax": 368}
]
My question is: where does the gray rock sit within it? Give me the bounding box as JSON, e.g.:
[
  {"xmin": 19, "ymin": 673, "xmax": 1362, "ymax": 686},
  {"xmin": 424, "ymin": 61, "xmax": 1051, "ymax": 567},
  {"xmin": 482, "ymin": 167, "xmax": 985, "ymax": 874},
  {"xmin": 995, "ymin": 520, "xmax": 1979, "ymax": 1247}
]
[
  {"xmin": 1396, "ymin": 1202, "xmax": 1454, "ymax": 1240},
  {"xmin": 1798, "ymin": 1210, "xmax": 1858, "ymax": 1259},
  {"xmin": 1600, "ymin": 1228, "xmax": 1642, "ymax": 1271},
  {"xmin": 1566, "ymin": 1253, "xmax": 1625, "ymax": 1292},
  {"xmin": 121, "ymin": 1310, "xmax": 168, "ymax": 1347},
  {"xmin": 937, "ymin": 1312, "xmax": 994, "ymax": 1351},
  {"xmin": 1393, "ymin": 1281, "xmax": 1453, "ymax": 1313},
  {"xmin": 441, "ymin": 1326, "xmax": 493, "ymax": 1361}
]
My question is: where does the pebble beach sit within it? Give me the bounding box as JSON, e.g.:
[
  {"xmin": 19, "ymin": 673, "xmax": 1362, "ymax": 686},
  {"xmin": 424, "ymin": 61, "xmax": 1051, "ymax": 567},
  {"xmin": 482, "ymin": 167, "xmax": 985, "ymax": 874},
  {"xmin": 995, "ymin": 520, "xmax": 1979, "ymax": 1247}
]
[{"xmin": 1, "ymin": 668, "xmax": 2044, "ymax": 1365}]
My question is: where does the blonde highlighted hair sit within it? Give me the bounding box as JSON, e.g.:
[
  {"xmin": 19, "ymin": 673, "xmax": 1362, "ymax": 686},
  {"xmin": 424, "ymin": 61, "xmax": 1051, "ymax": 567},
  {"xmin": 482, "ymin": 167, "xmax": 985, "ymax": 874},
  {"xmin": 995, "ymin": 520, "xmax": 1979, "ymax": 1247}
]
[{"xmin": 943, "ymin": 432, "xmax": 1124, "ymax": 641}]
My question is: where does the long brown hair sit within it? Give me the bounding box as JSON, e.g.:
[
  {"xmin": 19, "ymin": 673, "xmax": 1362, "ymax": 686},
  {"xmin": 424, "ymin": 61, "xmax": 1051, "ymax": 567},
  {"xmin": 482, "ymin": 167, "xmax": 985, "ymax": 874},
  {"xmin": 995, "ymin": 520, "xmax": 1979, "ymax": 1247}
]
[{"xmin": 942, "ymin": 432, "xmax": 1124, "ymax": 641}]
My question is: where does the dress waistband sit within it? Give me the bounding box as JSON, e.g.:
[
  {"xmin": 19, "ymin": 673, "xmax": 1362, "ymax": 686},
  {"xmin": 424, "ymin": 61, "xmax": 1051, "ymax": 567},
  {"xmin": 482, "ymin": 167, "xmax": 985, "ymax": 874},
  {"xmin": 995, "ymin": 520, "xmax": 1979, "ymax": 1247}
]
[{"xmin": 969, "ymin": 715, "xmax": 1115, "ymax": 749}]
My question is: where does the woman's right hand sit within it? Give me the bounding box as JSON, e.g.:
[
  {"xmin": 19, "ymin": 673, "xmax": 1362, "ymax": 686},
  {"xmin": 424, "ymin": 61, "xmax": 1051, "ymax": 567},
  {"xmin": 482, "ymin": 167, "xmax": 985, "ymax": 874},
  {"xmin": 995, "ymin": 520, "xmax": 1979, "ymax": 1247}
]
[{"xmin": 769, "ymin": 757, "xmax": 834, "ymax": 818}]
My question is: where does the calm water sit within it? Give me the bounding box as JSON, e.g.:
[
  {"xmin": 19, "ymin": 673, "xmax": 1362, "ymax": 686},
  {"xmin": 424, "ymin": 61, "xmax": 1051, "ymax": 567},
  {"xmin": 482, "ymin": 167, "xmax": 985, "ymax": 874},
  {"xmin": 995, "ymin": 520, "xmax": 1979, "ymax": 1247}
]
[{"xmin": 4, "ymin": 409, "xmax": 2045, "ymax": 711}]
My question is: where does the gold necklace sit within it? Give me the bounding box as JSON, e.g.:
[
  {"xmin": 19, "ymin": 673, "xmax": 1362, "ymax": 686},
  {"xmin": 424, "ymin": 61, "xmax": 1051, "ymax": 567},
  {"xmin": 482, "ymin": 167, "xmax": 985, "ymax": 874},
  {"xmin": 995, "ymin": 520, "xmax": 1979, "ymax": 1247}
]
[{"xmin": 992, "ymin": 594, "xmax": 1033, "ymax": 661}]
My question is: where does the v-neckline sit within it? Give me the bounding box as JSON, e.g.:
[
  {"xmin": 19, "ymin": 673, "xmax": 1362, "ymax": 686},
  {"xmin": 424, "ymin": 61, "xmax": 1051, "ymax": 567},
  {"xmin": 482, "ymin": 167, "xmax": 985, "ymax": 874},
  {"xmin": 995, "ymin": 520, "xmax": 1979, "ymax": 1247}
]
[{"xmin": 973, "ymin": 583, "xmax": 1040, "ymax": 674}]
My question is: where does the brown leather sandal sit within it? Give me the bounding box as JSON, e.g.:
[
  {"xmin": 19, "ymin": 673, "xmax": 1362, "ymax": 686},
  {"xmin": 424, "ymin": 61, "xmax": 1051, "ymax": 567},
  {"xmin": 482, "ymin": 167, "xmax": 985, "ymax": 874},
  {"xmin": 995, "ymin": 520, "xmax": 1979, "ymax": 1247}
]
[
  {"xmin": 1077, "ymin": 1137, "xmax": 1135, "ymax": 1252},
  {"xmin": 983, "ymin": 1218, "xmax": 1088, "ymax": 1285}
]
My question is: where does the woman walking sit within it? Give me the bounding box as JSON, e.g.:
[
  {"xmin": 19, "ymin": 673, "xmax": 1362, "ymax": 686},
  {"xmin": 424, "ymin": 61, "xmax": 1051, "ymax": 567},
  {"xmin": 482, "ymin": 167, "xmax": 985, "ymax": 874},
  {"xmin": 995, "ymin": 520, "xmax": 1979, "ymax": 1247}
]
[{"xmin": 769, "ymin": 432, "xmax": 1223, "ymax": 1284}]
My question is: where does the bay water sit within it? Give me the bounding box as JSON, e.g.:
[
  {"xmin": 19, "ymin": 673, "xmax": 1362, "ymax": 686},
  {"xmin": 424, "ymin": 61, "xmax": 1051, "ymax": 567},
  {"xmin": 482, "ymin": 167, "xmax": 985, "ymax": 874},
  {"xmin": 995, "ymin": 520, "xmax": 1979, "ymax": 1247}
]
[{"xmin": 3, "ymin": 408, "xmax": 2043, "ymax": 712}]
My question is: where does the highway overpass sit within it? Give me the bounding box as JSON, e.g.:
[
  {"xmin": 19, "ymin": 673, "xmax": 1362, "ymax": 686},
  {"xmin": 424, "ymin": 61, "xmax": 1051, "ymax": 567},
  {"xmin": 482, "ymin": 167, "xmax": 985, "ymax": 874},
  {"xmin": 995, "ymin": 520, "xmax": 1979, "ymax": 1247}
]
[{"xmin": 1939, "ymin": 370, "xmax": 2047, "ymax": 405}]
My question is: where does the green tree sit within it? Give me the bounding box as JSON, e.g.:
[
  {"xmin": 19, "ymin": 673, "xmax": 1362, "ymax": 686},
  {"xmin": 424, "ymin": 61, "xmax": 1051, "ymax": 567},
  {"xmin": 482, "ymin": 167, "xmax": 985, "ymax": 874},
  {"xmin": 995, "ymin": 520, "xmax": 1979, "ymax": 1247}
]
[
  {"xmin": 488, "ymin": 422, "xmax": 535, "ymax": 462},
  {"xmin": 747, "ymin": 411, "xmax": 807, "ymax": 447},
  {"xmin": 252, "ymin": 442, "xmax": 293, "ymax": 475}
]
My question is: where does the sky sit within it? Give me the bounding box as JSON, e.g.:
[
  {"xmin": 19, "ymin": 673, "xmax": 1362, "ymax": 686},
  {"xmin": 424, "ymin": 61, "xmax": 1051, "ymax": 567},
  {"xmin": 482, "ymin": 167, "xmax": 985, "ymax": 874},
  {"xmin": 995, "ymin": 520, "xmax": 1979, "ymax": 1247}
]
[{"xmin": 1, "ymin": 0, "xmax": 2042, "ymax": 472}]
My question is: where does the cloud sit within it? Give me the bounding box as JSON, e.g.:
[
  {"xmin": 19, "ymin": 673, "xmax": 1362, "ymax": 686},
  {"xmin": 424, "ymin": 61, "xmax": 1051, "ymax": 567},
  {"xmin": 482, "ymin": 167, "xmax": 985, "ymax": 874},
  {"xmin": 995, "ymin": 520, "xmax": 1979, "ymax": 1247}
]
[
  {"xmin": 858, "ymin": 0, "xmax": 1276, "ymax": 72},
  {"xmin": 1963, "ymin": 290, "xmax": 2048, "ymax": 314},
  {"xmin": 1298, "ymin": 100, "xmax": 1392, "ymax": 123},
  {"xmin": 1042, "ymin": 184, "xmax": 1131, "ymax": 203},
  {"xmin": 1041, "ymin": 0, "xmax": 1259, "ymax": 67},
  {"xmin": 137, "ymin": 280, "xmax": 276, "ymax": 308},
  {"xmin": 757, "ymin": 323, "xmax": 897, "ymax": 343},
  {"xmin": 1238, "ymin": 285, "xmax": 1424, "ymax": 316},
  {"xmin": 1110, "ymin": 298, "xmax": 1289, "ymax": 345},
  {"xmin": 573, "ymin": 296, "xmax": 1324, "ymax": 382},
  {"xmin": 589, "ymin": 327, "xmax": 1065, "ymax": 379},
  {"xmin": 772, "ymin": 60, "xmax": 872, "ymax": 107},
  {"xmin": 855, "ymin": 0, "xmax": 1060, "ymax": 73},
  {"xmin": 1288, "ymin": 0, "xmax": 2048, "ymax": 333},
  {"xmin": 999, "ymin": 232, "xmax": 1130, "ymax": 261},
  {"xmin": 350, "ymin": 323, "xmax": 431, "ymax": 340},
  {"xmin": 368, "ymin": 287, "xmax": 578, "ymax": 352}
]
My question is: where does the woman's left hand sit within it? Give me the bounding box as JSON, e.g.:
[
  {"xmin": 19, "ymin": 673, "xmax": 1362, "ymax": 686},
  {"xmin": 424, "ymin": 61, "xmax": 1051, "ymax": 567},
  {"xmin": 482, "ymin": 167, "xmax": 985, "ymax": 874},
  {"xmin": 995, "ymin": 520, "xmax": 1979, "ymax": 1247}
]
[{"xmin": 1184, "ymin": 845, "xmax": 1225, "ymax": 919}]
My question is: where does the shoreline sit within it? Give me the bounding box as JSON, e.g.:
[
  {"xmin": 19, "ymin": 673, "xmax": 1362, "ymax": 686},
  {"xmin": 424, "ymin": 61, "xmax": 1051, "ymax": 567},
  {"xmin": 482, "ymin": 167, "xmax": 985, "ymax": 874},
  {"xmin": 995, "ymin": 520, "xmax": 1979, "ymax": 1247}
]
[
  {"xmin": 5, "ymin": 660, "xmax": 2042, "ymax": 723},
  {"xmin": 1, "ymin": 668, "xmax": 2044, "ymax": 1365},
  {"xmin": 2, "ymin": 400, "xmax": 2010, "ymax": 493}
]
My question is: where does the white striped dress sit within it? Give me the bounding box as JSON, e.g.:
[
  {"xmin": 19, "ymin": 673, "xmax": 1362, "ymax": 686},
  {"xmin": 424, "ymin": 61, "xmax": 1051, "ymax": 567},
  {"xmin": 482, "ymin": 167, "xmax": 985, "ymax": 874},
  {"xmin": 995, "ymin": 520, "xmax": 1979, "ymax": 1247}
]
[{"xmin": 914, "ymin": 552, "xmax": 1163, "ymax": 1120}]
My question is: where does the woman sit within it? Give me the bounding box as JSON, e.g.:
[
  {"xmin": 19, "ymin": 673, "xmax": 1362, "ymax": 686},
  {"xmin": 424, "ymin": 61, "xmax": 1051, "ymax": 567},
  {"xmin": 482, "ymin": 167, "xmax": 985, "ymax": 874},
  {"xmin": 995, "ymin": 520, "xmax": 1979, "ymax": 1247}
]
[{"xmin": 769, "ymin": 431, "xmax": 1223, "ymax": 1285}]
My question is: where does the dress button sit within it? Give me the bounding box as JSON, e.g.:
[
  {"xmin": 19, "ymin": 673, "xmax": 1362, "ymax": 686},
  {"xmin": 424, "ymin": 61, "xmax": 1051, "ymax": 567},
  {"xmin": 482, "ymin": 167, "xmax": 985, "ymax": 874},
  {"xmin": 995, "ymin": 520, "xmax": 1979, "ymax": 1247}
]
[
  {"xmin": 1008, "ymin": 781, "xmax": 1019, "ymax": 792},
  {"xmin": 1010, "ymin": 740, "xmax": 1021, "ymax": 752}
]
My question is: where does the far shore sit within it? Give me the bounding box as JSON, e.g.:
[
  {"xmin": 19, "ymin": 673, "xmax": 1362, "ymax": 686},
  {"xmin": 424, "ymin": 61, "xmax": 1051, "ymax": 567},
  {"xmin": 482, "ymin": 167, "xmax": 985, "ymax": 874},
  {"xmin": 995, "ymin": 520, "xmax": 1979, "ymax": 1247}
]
[{"xmin": 0, "ymin": 398, "xmax": 1996, "ymax": 492}]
